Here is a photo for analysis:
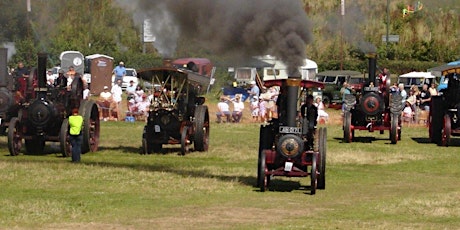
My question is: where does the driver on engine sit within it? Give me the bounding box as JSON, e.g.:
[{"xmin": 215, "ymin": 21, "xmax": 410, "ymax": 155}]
[
  {"xmin": 299, "ymin": 94, "xmax": 318, "ymax": 149},
  {"xmin": 378, "ymin": 67, "xmax": 390, "ymax": 92}
]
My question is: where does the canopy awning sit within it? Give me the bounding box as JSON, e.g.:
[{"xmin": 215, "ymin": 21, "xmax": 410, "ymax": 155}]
[{"xmin": 398, "ymin": 71, "xmax": 436, "ymax": 79}]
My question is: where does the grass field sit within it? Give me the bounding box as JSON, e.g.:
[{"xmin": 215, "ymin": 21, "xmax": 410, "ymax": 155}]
[{"xmin": 0, "ymin": 107, "xmax": 459, "ymax": 229}]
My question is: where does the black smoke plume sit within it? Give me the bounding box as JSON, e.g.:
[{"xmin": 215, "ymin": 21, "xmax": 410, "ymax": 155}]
[{"xmin": 114, "ymin": 0, "xmax": 312, "ymax": 75}]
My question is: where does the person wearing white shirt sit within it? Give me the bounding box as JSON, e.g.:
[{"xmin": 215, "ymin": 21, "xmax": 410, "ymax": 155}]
[
  {"xmin": 216, "ymin": 96, "xmax": 231, "ymax": 123},
  {"xmin": 126, "ymin": 80, "xmax": 137, "ymax": 99},
  {"xmin": 111, "ymin": 79, "xmax": 123, "ymax": 121},
  {"xmin": 231, "ymin": 94, "xmax": 245, "ymax": 123}
]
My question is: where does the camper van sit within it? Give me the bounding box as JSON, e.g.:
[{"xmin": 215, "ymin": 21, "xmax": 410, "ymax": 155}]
[{"xmin": 256, "ymin": 55, "xmax": 318, "ymax": 81}]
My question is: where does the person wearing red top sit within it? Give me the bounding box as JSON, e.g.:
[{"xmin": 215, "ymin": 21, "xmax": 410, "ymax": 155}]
[{"xmin": 378, "ymin": 68, "xmax": 390, "ymax": 90}]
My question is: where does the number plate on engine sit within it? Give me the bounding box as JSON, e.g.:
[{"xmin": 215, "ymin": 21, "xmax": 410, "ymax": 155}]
[
  {"xmin": 279, "ymin": 126, "xmax": 301, "ymax": 134},
  {"xmin": 284, "ymin": 162, "xmax": 293, "ymax": 172},
  {"xmin": 154, "ymin": 125, "xmax": 161, "ymax": 133}
]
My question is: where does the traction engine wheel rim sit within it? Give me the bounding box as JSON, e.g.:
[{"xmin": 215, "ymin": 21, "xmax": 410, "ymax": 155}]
[
  {"xmin": 442, "ymin": 114, "xmax": 451, "ymax": 147},
  {"xmin": 142, "ymin": 137, "xmax": 150, "ymax": 155},
  {"xmin": 310, "ymin": 153, "xmax": 317, "ymax": 195},
  {"xmin": 194, "ymin": 105, "xmax": 210, "ymax": 152},
  {"xmin": 343, "ymin": 112, "xmax": 352, "ymax": 143},
  {"xmin": 180, "ymin": 126, "xmax": 190, "ymax": 155},
  {"xmin": 390, "ymin": 114, "xmax": 399, "ymax": 144},
  {"xmin": 317, "ymin": 127, "xmax": 327, "ymax": 190},
  {"xmin": 80, "ymin": 100, "xmax": 100, "ymax": 153},
  {"xmin": 8, "ymin": 117, "xmax": 22, "ymax": 156},
  {"xmin": 60, "ymin": 119, "xmax": 72, "ymax": 157},
  {"xmin": 428, "ymin": 111, "xmax": 433, "ymax": 140},
  {"xmin": 258, "ymin": 151, "xmax": 267, "ymax": 192}
]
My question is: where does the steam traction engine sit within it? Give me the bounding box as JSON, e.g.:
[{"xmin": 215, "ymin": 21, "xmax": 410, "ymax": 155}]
[
  {"xmin": 139, "ymin": 67, "xmax": 210, "ymax": 155},
  {"xmin": 342, "ymin": 54, "xmax": 403, "ymax": 144},
  {"xmin": 0, "ymin": 48, "xmax": 18, "ymax": 135},
  {"xmin": 429, "ymin": 66, "xmax": 460, "ymax": 146},
  {"xmin": 8, "ymin": 53, "xmax": 100, "ymax": 156},
  {"xmin": 257, "ymin": 78, "xmax": 327, "ymax": 195}
]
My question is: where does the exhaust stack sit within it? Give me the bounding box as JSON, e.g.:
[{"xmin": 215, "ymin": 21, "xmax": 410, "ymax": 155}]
[
  {"xmin": 285, "ymin": 76, "xmax": 301, "ymax": 127},
  {"xmin": 367, "ymin": 53, "xmax": 377, "ymax": 86},
  {"xmin": 37, "ymin": 53, "xmax": 48, "ymax": 99},
  {"xmin": 0, "ymin": 48, "xmax": 8, "ymax": 87}
]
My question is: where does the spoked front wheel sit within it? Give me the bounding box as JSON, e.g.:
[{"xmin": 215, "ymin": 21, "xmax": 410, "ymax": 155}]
[
  {"xmin": 180, "ymin": 126, "xmax": 191, "ymax": 155},
  {"xmin": 258, "ymin": 150, "xmax": 268, "ymax": 192},
  {"xmin": 8, "ymin": 117, "xmax": 22, "ymax": 156}
]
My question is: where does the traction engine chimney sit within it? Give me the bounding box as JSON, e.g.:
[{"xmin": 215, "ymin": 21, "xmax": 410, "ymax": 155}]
[
  {"xmin": 37, "ymin": 53, "xmax": 48, "ymax": 99},
  {"xmin": 367, "ymin": 53, "xmax": 377, "ymax": 86},
  {"xmin": 0, "ymin": 48, "xmax": 8, "ymax": 87}
]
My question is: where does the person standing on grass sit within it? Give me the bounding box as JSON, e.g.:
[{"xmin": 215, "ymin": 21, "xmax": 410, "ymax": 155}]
[
  {"xmin": 111, "ymin": 79, "xmax": 123, "ymax": 121},
  {"xmin": 247, "ymin": 80, "xmax": 260, "ymax": 102},
  {"xmin": 250, "ymin": 96, "xmax": 259, "ymax": 122},
  {"xmin": 69, "ymin": 108, "xmax": 84, "ymax": 163},
  {"xmin": 113, "ymin": 61, "xmax": 126, "ymax": 84}
]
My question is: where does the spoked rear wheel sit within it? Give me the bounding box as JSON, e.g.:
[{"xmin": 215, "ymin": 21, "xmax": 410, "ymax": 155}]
[
  {"xmin": 441, "ymin": 114, "xmax": 451, "ymax": 147},
  {"xmin": 310, "ymin": 153, "xmax": 317, "ymax": 195},
  {"xmin": 343, "ymin": 112, "xmax": 352, "ymax": 143},
  {"xmin": 390, "ymin": 114, "xmax": 399, "ymax": 144},
  {"xmin": 317, "ymin": 127, "xmax": 327, "ymax": 190},
  {"xmin": 60, "ymin": 118, "xmax": 71, "ymax": 157},
  {"xmin": 194, "ymin": 105, "xmax": 209, "ymax": 152}
]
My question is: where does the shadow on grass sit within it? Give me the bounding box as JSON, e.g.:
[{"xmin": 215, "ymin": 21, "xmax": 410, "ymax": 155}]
[
  {"xmin": 99, "ymin": 145, "xmax": 198, "ymax": 156},
  {"xmin": 80, "ymin": 159, "xmax": 258, "ymax": 188},
  {"xmin": 333, "ymin": 136, "xmax": 392, "ymax": 144},
  {"xmin": 265, "ymin": 179, "xmax": 316, "ymax": 195},
  {"xmin": 411, "ymin": 137, "xmax": 432, "ymax": 144},
  {"xmin": 0, "ymin": 139, "xmax": 316, "ymax": 194},
  {"xmin": 412, "ymin": 137, "xmax": 460, "ymax": 146}
]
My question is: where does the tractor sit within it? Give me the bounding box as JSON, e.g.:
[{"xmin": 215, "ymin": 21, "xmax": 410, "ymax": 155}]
[
  {"xmin": 8, "ymin": 53, "xmax": 100, "ymax": 157},
  {"xmin": 257, "ymin": 78, "xmax": 327, "ymax": 195},
  {"xmin": 138, "ymin": 66, "xmax": 210, "ymax": 155},
  {"xmin": 429, "ymin": 66, "xmax": 460, "ymax": 146},
  {"xmin": 342, "ymin": 54, "xmax": 404, "ymax": 144}
]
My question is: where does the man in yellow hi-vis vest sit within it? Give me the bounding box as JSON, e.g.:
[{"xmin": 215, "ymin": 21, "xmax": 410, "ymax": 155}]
[{"xmin": 69, "ymin": 108, "xmax": 84, "ymax": 162}]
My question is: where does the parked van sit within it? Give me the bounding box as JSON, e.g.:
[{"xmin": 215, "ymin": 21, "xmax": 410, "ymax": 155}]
[
  {"xmin": 256, "ymin": 55, "xmax": 318, "ymax": 81},
  {"xmin": 315, "ymin": 70, "xmax": 365, "ymax": 107}
]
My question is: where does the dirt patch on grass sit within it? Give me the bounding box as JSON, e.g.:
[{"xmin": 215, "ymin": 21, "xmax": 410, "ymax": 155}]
[
  {"xmin": 139, "ymin": 205, "xmax": 315, "ymax": 229},
  {"xmin": 329, "ymin": 149, "xmax": 428, "ymax": 165},
  {"xmin": 377, "ymin": 191, "xmax": 460, "ymax": 218}
]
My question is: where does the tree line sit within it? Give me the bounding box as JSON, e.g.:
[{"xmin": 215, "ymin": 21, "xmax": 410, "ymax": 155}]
[{"xmin": 1, "ymin": 0, "xmax": 458, "ymax": 76}]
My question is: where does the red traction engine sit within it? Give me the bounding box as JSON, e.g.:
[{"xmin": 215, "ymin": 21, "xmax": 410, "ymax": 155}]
[
  {"xmin": 8, "ymin": 53, "xmax": 100, "ymax": 156},
  {"xmin": 0, "ymin": 48, "xmax": 18, "ymax": 135},
  {"xmin": 342, "ymin": 54, "xmax": 404, "ymax": 144},
  {"xmin": 257, "ymin": 78, "xmax": 327, "ymax": 195},
  {"xmin": 429, "ymin": 66, "xmax": 460, "ymax": 146}
]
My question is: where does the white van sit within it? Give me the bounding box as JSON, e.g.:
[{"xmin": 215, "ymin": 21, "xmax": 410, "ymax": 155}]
[{"xmin": 256, "ymin": 55, "xmax": 318, "ymax": 81}]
